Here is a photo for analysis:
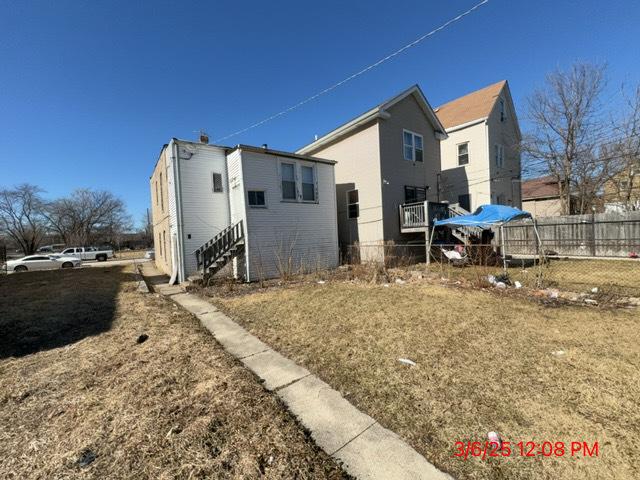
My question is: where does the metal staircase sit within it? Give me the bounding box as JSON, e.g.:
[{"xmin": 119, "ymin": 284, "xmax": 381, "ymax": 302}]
[
  {"xmin": 447, "ymin": 204, "xmax": 484, "ymax": 244},
  {"xmin": 194, "ymin": 220, "xmax": 245, "ymax": 276}
]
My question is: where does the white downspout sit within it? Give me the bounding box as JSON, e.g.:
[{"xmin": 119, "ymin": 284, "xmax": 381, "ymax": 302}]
[{"xmin": 171, "ymin": 140, "xmax": 187, "ymax": 283}]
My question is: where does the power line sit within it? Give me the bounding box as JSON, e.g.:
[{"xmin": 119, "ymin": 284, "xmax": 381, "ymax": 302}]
[{"xmin": 213, "ymin": 0, "xmax": 490, "ymax": 143}]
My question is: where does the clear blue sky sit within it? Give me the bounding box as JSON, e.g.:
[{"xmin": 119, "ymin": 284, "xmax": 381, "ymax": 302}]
[{"xmin": 2, "ymin": 0, "xmax": 639, "ymax": 226}]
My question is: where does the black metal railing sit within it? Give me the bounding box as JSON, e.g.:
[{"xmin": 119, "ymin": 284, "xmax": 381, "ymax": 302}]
[{"xmin": 194, "ymin": 220, "xmax": 244, "ymax": 272}]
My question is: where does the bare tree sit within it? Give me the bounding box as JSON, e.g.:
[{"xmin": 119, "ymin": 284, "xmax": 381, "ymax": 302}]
[
  {"xmin": 0, "ymin": 184, "xmax": 49, "ymax": 255},
  {"xmin": 523, "ymin": 63, "xmax": 608, "ymax": 214},
  {"xmin": 46, "ymin": 189, "xmax": 132, "ymax": 246}
]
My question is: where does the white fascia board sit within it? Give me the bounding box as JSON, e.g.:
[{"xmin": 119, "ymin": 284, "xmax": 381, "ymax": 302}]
[{"xmin": 445, "ymin": 117, "xmax": 488, "ymax": 133}]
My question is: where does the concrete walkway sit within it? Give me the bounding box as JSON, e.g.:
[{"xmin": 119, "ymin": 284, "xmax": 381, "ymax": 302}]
[{"xmin": 141, "ymin": 264, "xmax": 453, "ymax": 480}]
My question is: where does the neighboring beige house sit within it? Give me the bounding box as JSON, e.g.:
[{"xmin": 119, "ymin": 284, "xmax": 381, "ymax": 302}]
[
  {"xmin": 150, "ymin": 146, "xmax": 172, "ymax": 275},
  {"xmin": 603, "ymin": 163, "xmax": 640, "ymax": 213},
  {"xmin": 435, "ymin": 80, "xmax": 522, "ymax": 212},
  {"xmin": 296, "ymin": 85, "xmax": 447, "ymax": 260},
  {"xmin": 521, "ymin": 175, "xmax": 573, "ymax": 217}
]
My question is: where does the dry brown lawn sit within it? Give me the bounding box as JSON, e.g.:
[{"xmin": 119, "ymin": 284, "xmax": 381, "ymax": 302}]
[
  {"xmin": 0, "ymin": 267, "xmax": 346, "ymax": 479},
  {"xmin": 205, "ymin": 279, "xmax": 640, "ymax": 480},
  {"xmin": 429, "ymin": 258, "xmax": 640, "ymax": 296}
]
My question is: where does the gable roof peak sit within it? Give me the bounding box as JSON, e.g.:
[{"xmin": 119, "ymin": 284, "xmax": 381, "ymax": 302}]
[{"xmin": 435, "ymin": 80, "xmax": 509, "ymax": 130}]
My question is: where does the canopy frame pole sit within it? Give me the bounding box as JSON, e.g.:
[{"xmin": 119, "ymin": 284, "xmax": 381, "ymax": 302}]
[
  {"xmin": 426, "ymin": 225, "xmax": 436, "ymax": 266},
  {"xmin": 500, "ymin": 224, "xmax": 507, "ymax": 273}
]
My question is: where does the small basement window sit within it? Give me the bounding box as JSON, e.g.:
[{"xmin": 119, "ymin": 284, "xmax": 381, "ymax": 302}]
[
  {"xmin": 347, "ymin": 189, "xmax": 359, "ymax": 218},
  {"xmin": 248, "ymin": 190, "xmax": 266, "ymax": 207},
  {"xmin": 212, "ymin": 173, "xmax": 223, "ymax": 192}
]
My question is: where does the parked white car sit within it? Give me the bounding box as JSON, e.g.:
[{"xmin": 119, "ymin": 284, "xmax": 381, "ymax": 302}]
[
  {"xmin": 6, "ymin": 255, "xmax": 82, "ymax": 272},
  {"xmin": 60, "ymin": 247, "xmax": 114, "ymax": 262}
]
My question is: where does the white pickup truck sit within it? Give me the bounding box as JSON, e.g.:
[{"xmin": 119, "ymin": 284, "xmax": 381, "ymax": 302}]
[{"xmin": 60, "ymin": 246, "xmax": 114, "ymax": 262}]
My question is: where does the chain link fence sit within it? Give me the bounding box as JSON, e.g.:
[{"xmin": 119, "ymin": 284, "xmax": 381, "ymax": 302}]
[{"xmin": 344, "ymin": 241, "xmax": 640, "ymax": 297}]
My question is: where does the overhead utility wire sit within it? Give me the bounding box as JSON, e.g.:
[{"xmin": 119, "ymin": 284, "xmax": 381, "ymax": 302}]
[{"xmin": 213, "ymin": 0, "xmax": 490, "ymax": 143}]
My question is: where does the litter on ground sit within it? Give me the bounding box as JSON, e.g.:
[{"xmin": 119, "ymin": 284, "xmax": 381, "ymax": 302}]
[{"xmin": 398, "ymin": 358, "xmax": 417, "ymax": 367}]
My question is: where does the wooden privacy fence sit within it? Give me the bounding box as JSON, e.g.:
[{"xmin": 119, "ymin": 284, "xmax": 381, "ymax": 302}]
[{"xmin": 501, "ymin": 212, "xmax": 640, "ymax": 257}]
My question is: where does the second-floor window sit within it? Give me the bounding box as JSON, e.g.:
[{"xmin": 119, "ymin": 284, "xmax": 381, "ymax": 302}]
[
  {"xmin": 403, "ymin": 130, "xmax": 423, "ymax": 162},
  {"xmin": 212, "ymin": 172, "xmax": 223, "ymax": 193},
  {"xmin": 495, "ymin": 144, "xmax": 505, "ymax": 167},
  {"xmin": 281, "ymin": 163, "xmax": 297, "ymax": 200},
  {"xmin": 301, "ymin": 165, "xmax": 316, "ymax": 201},
  {"xmin": 458, "ymin": 143, "xmax": 469, "ymax": 165},
  {"xmin": 159, "ymin": 173, "xmax": 164, "ymax": 211}
]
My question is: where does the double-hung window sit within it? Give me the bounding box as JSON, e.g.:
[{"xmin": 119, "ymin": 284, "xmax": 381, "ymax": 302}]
[
  {"xmin": 301, "ymin": 165, "xmax": 315, "ymax": 201},
  {"xmin": 403, "ymin": 130, "xmax": 423, "ymax": 162},
  {"xmin": 281, "ymin": 163, "xmax": 297, "ymax": 200},
  {"xmin": 457, "ymin": 142, "xmax": 469, "ymax": 166}
]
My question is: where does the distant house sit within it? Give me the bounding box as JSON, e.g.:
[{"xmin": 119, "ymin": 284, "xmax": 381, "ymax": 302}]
[
  {"xmin": 603, "ymin": 164, "xmax": 640, "ymax": 213},
  {"xmin": 435, "ymin": 80, "xmax": 522, "ymax": 211},
  {"xmin": 521, "ymin": 175, "xmax": 577, "ymax": 217},
  {"xmin": 296, "ymin": 85, "xmax": 448, "ymax": 260},
  {"xmin": 150, "ymin": 138, "xmax": 338, "ymax": 282}
]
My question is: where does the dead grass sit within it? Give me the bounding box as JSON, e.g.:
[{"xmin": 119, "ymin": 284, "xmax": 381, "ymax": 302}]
[
  {"xmin": 114, "ymin": 249, "xmax": 148, "ymax": 260},
  {"xmin": 428, "ymin": 258, "xmax": 640, "ymax": 296},
  {"xmin": 205, "ymin": 278, "xmax": 640, "ymax": 480},
  {"xmin": 0, "ymin": 267, "xmax": 346, "ymax": 479}
]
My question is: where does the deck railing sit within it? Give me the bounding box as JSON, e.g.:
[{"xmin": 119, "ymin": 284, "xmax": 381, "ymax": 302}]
[{"xmin": 399, "ymin": 201, "xmax": 428, "ymax": 229}]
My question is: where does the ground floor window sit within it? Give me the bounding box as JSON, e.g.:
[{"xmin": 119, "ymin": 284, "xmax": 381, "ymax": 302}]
[
  {"xmin": 458, "ymin": 193, "xmax": 471, "ymax": 212},
  {"xmin": 248, "ymin": 190, "xmax": 266, "ymax": 207},
  {"xmin": 404, "ymin": 186, "xmax": 427, "ymax": 203},
  {"xmin": 347, "ymin": 189, "xmax": 359, "ymax": 218}
]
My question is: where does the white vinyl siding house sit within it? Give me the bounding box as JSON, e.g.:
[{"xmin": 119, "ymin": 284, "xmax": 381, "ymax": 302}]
[
  {"xmin": 150, "ymin": 139, "xmax": 338, "ymax": 283},
  {"xmin": 234, "ymin": 148, "xmax": 338, "ymax": 281}
]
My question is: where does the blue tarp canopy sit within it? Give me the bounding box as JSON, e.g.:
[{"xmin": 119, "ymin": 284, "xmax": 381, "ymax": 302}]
[{"xmin": 434, "ymin": 204, "xmax": 532, "ymax": 229}]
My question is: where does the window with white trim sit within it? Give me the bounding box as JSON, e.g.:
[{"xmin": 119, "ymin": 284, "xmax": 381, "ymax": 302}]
[
  {"xmin": 495, "ymin": 144, "xmax": 504, "ymax": 167},
  {"xmin": 248, "ymin": 190, "xmax": 266, "ymax": 207},
  {"xmin": 212, "ymin": 172, "xmax": 223, "ymax": 193},
  {"xmin": 403, "ymin": 130, "xmax": 423, "ymax": 162},
  {"xmin": 301, "ymin": 165, "xmax": 316, "ymax": 201},
  {"xmin": 457, "ymin": 142, "xmax": 469, "ymax": 166},
  {"xmin": 347, "ymin": 189, "xmax": 359, "ymax": 218},
  {"xmin": 281, "ymin": 163, "xmax": 297, "ymax": 200}
]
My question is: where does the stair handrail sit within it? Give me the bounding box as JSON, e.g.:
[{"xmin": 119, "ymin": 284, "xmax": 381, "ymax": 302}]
[{"xmin": 194, "ymin": 220, "xmax": 244, "ymax": 272}]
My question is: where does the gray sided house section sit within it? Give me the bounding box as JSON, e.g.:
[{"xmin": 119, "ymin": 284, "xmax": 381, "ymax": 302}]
[
  {"xmin": 298, "ymin": 86, "xmax": 446, "ymax": 261},
  {"xmin": 167, "ymin": 140, "xmax": 339, "ymax": 282},
  {"xmin": 378, "ymin": 94, "xmax": 442, "ymax": 243}
]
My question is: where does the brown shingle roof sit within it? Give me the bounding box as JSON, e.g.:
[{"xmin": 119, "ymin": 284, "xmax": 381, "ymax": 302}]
[
  {"xmin": 522, "ymin": 176, "xmax": 560, "ymax": 200},
  {"xmin": 435, "ymin": 80, "xmax": 507, "ymax": 129}
]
